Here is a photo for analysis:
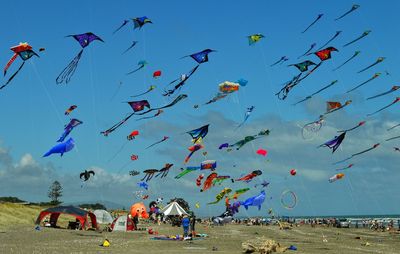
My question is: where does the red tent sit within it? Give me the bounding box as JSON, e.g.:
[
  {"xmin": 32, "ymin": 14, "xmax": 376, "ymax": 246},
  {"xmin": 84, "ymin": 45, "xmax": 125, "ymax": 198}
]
[{"xmin": 35, "ymin": 206, "xmax": 97, "ymax": 230}]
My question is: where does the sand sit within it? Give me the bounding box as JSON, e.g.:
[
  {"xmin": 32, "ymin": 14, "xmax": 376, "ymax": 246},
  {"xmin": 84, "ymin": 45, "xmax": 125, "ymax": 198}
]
[
  {"xmin": 1, "ymin": 203, "xmax": 399, "ymax": 253},
  {"xmin": 1, "ymin": 223, "xmax": 400, "ymax": 254}
]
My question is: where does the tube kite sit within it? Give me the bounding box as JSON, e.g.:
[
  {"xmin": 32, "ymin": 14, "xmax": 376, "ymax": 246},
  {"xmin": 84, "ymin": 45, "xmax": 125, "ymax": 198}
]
[
  {"xmin": 343, "ymin": 30, "xmax": 371, "ymax": 47},
  {"xmin": 346, "ymin": 73, "xmax": 381, "ymax": 93},
  {"xmin": 333, "ymin": 51, "xmax": 360, "ymax": 71},
  {"xmin": 335, "ymin": 4, "xmax": 360, "ymax": 21},
  {"xmin": 367, "ymin": 97, "xmax": 400, "ymax": 116},
  {"xmin": 357, "ymin": 57, "xmax": 385, "ymax": 73},
  {"xmin": 302, "ymin": 14, "xmax": 323, "ymax": 33},
  {"xmin": 367, "ymin": 86, "xmax": 400, "ymax": 100},
  {"xmin": 318, "ymin": 31, "xmax": 342, "ymax": 50}
]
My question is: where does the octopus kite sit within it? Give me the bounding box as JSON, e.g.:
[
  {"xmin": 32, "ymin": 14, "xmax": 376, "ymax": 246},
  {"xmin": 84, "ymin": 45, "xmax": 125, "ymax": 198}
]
[
  {"xmin": 141, "ymin": 169, "xmax": 159, "ymax": 182},
  {"xmin": 56, "ymin": 32, "xmax": 104, "ymax": 84}
]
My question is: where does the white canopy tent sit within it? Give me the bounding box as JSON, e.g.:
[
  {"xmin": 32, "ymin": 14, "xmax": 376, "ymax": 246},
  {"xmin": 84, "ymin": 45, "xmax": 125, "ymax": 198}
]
[
  {"xmin": 93, "ymin": 209, "xmax": 113, "ymax": 224},
  {"xmin": 161, "ymin": 201, "xmax": 188, "ymax": 216}
]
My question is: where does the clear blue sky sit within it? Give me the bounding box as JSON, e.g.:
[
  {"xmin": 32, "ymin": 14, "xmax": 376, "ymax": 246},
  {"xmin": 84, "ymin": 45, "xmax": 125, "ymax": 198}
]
[{"xmin": 1, "ymin": 0, "xmax": 400, "ymax": 217}]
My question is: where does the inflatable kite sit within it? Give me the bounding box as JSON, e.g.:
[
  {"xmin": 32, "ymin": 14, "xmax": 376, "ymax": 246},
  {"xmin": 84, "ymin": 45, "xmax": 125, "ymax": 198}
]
[{"xmin": 43, "ymin": 138, "xmax": 75, "ymax": 157}]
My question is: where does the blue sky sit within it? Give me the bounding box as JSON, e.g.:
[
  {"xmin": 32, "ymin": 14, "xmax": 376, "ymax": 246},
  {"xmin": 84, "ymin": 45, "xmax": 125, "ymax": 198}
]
[{"xmin": 1, "ymin": 0, "xmax": 400, "ymax": 217}]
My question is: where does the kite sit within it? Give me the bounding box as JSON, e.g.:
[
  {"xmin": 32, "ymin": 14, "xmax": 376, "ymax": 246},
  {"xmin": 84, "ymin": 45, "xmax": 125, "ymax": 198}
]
[
  {"xmin": 333, "ymin": 143, "xmax": 380, "ymax": 165},
  {"xmin": 80, "ymin": 170, "xmax": 95, "ymax": 181},
  {"xmin": 57, "ymin": 118, "xmax": 83, "ymax": 142},
  {"xmin": 56, "ymin": 32, "xmax": 104, "ymax": 84},
  {"xmin": 200, "ymin": 172, "xmax": 218, "ymax": 192},
  {"xmin": 335, "ymin": 164, "xmax": 354, "ymax": 171},
  {"xmin": 318, "ymin": 31, "xmax": 342, "ymax": 50},
  {"xmin": 187, "ymin": 124, "xmax": 209, "ymax": 144},
  {"xmin": 64, "ymin": 105, "xmax": 77, "ymax": 115},
  {"xmin": 367, "ymin": 86, "xmax": 400, "ymax": 100},
  {"xmin": 163, "ymin": 65, "xmax": 200, "ymax": 96},
  {"xmin": 2, "ymin": 43, "xmax": 39, "ymax": 90},
  {"xmin": 100, "ymin": 100, "xmax": 150, "ymax": 136},
  {"xmin": 208, "ymin": 188, "xmax": 232, "ymax": 205},
  {"xmin": 184, "ymin": 144, "xmax": 204, "ymax": 163},
  {"xmin": 146, "ymin": 136, "xmax": 169, "ymax": 149},
  {"xmin": 136, "ymin": 109, "xmax": 163, "ymax": 121},
  {"xmin": 102, "ymin": 95, "xmax": 187, "ymax": 136},
  {"xmin": 204, "ymin": 92, "xmax": 228, "ymax": 105},
  {"xmin": 338, "ymin": 121, "xmax": 365, "ymax": 133},
  {"xmin": 367, "ymin": 97, "xmax": 400, "ymax": 116},
  {"xmin": 235, "ymin": 170, "xmax": 262, "ymax": 182},
  {"xmin": 183, "ymin": 49, "xmax": 216, "ymax": 64},
  {"xmin": 386, "ymin": 135, "xmax": 400, "ymax": 142},
  {"xmin": 174, "ymin": 167, "xmax": 198, "ymax": 179},
  {"xmin": 313, "ymin": 47, "xmax": 338, "ymax": 61},
  {"xmin": 113, "ymin": 20, "xmax": 129, "ymax": 34},
  {"xmin": 130, "ymin": 154, "xmax": 138, "ymax": 160},
  {"xmin": 335, "ymin": 4, "xmax": 360, "ymax": 21},
  {"xmin": 289, "ymin": 60, "xmax": 316, "ymax": 72},
  {"xmin": 39, "ymin": 48, "xmax": 45, "ymax": 52},
  {"xmin": 254, "ymin": 180, "xmax": 269, "ymax": 188},
  {"xmin": 270, "ymin": 56, "xmax": 289, "ymax": 67},
  {"xmin": 122, "ymin": 41, "xmax": 138, "ymax": 54},
  {"xmin": 212, "ymin": 176, "xmax": 232, "ymax": 185},
  {"xmin": 387, "ymin": 123, "xmax": 400, "ymax": 131},
  {"xmin": 132, "ymin": 16, "xmax": 152, "ymax": 29},
  {"xmin": 358, "ymin": 57, "xmax": 385, "ymax": 73},
  {"xmin": 153, "ymin": 70, "xmax": 161, "ymax": 78},
  {"xmin": 137, "ymin": 181, "xmax": 149, "ymax": 190},
  {"xmin": 394, "ymin": 147, "xmax": 400, "ymax": 152},
  {"xmin": 298, "ymin": 43, "xmax": 316, "ymax": 59},
  {"xmin": 324, "ymin": 100, "xmax": 352, "ymax": 116},
  {"xmin": 290, "ymin": 169, "xmax": 297, "ymax": 176},
  {"xmin": 302, "ymin": 14, "xmax": 323, "ymax": 33},
  {"xmin": 201, "ymin": 160, "xmax": 217, "ymax": 170},
  {"xmin": 129, "ymin": 170, "xmax": 140, "ymax": 176},
  {"xmin": 256, "ymin": 149, "xmax": 267, "ymax": 157},
  {"xmin": 301, "ymin": 116, "xmax": 325, "ymax": 140},
  {"xmin": 319, "ymin": 132, "xmax": 346, "ymax": 153},
  {"xmin": 127, "ymin": 130, "xmax": 139, "ymax": 140},
  {"xmin": 329, "ymin": 173, "xmax": 344, "ymax": 183},
  {"xmin": 333, "ymin": 51, "xmax": 361, "ymax": 71},
  {"xmin": 131, "ymin": 85, "xmax": 156, "ymax": 97},
  {"xmin": 219, "ymin": 81, "xmax": 240, "ymax": 93},
  {"xmin": 280, "ymin": 190, "xmax": 297, "ymax": 209},
  {"xmin": 248, "ymin": 34, "xmax": 265, "ymax": 45},
  {"xmin": 127, "ymin": 60, "xmax": 148, "ymax": 75},
  {"xmin": 218, "ymin": 143, "xmax": 229, "ymax": 149},
  {"xmin": 229, "ymin": 130, "xmax": 270, "ymax": 150},
  {"xmin": 229, "ymin": 188, "xmax": 250, "ymax": 200},
  {"xmin": 237, "ymin": 78, "xmax": 248, "ymax": 86},
  {"xmin": 155, "ymin": 163, "xmax": 173, "ymax": 178},
  {"xmin": 347, "ymin": 73, "xmax": 381, "ymax": 93},
  {"xmin": 141, "ymin": 169, "xmax": 159, "ymax": 182},
  {"xmin": 196, "ymin": 174, "xmax": 204, "ymax": 186},
  {"xmin": 293, "ymin": 80, "xmax": 338, "ymax": 105},
  {"xmin": 240, "ymin": 190, "xmax": 266, "ymax": 210},
  {"xmin": 343, "ymin": 30, "xmax": 371, "ymax": 47},
  {"xmin": 236, "ymin": 106, "xmax": 255, "ymax": 129},
  {"xmin": 43, "ymin": 138, "xmax": 75, "ymax": 157}
]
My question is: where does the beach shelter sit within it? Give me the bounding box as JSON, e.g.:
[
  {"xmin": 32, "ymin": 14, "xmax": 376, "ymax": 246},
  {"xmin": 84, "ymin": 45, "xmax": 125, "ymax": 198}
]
[
  {"xmin": 35, "ymin": 205, "xmax": 97, "ymax": 230},
  {"xmin": 93, "ymin": 209, "xmax": 113, "ymax": 224},
  {"xmin": 160, "ymin": 201, "xmax": 188, "ymax": 216},
  {"xmin": 110, "ymin": 215, "xmax": 135, "ymax": 232}
]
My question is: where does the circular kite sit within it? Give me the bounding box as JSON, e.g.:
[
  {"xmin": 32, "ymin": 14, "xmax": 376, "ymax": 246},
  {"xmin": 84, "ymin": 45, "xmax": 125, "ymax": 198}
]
[{"xmin": 280, "ymin": 190, "xmax": 297, "ymax": 210}]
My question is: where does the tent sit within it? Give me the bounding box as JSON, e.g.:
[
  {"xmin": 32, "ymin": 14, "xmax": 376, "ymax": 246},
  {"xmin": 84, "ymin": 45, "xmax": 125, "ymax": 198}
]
[
  {"xmin": 35, "ymin": 205, "xmax": 97, "ymax": 230},
  {"xmin": 93, "ymin": 209, "xmax": 113, "ymax": 224},
  {"xmin": 110, "ymin": 215, "xmax": 135, "ymax": 232},
  {"xmin": 160, "ymin": 201, "xmax": 188, "ymax": 216}
]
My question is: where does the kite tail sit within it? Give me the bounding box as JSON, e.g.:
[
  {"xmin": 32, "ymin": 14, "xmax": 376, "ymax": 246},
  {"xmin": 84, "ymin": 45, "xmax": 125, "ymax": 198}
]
[
  {"xmin": 56, "ymin": 49, "xmax": 83, "ymax": 84},
  {"xmin": 100, "ymin": 112, "xmax": 135, "ymax": 136},
  {"xmin": 131, "ymin": 89, "xmax": 151, "ymax": 98},
  {"xmin": 367, "ymin": 90, "xmax": 392, "ymax": 100},
  {"xmin": 4, "ymin": 53, "xmax": 18, "ymax": 76},
  {"xmin": 184, "ymin": 151, "xmax": 195, "ymax": 163},
  {"xmin": 343, "ymin": 34, "xmax": 367, "ymax": 47},
  {"xmin": 0, "ymin": 61, "xmax": 25, "ymax": 90},
  {"xmin": 318, "ymin": 32, "xmax": 341, "ymax": 50},
  {"xmin": 357, "ymin": 61, "xmax": 379, "ymax": 73},
  {"xmin": 367, "ymin": 100, "xmax": 398, "ymax": 116},
  {"xmin": 146, "ymin": 140, "xmax": 162, "ymax": 149},
  {"xmin": 126, "ymin": 66, "xmax": 143, "ymax": 75}
]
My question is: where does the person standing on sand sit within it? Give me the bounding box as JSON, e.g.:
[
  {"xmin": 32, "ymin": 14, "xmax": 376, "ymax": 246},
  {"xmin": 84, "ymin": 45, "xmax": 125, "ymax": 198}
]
[
  {"xmin": 190, "ymin": 215, "xmax": 196, "ymax": 236},
  {"xmin": 182, "ymin": 215, "xmax": 190, "ymax": 239}
]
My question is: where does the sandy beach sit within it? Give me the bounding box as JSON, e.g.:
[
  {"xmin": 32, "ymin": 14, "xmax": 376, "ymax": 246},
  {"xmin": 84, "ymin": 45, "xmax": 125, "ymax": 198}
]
[{"xmin": 1, "ymin": 222, "xmax": 399, "ymax": 253}]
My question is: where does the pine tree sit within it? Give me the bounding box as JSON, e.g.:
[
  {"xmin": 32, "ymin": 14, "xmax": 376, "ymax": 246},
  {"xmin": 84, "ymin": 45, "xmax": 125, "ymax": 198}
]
[{"xmin": 48, "ymin": 181, "xmax": 63, "ymax": 205}]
